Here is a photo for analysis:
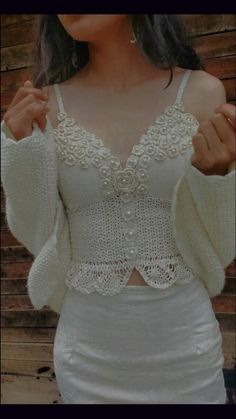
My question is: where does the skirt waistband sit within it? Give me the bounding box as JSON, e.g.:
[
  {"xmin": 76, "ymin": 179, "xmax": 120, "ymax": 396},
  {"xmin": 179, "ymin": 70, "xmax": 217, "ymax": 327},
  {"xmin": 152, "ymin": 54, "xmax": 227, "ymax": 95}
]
[{"xmin": 64, "ymin": 275, "xmax": 207, "ymax": 306}]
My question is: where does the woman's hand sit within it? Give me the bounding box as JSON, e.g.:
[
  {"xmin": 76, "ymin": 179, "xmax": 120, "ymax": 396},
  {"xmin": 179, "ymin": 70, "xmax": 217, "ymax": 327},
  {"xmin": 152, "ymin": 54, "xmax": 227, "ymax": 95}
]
[
  {"xmin": 3, "ymin": 80, "xmax": 50, "ymax": 142},
  {"xmin": 191, "ymin": 103, "xmax": 236, "ymax": 176}
]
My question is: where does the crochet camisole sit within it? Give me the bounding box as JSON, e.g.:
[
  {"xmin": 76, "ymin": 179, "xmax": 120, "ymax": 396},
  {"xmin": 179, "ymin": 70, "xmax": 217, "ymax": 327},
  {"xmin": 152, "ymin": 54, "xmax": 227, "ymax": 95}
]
[{"xmin": 52, "ymin": 69, "xmax": 199, "ymax": 295}]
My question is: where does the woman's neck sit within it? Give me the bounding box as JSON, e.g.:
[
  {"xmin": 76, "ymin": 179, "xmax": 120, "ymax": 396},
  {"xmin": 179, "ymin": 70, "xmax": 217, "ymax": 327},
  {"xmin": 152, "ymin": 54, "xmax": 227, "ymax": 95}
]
[{"xmin": 73, "ymin": 37, "xmax": 165, "ymax": 93}]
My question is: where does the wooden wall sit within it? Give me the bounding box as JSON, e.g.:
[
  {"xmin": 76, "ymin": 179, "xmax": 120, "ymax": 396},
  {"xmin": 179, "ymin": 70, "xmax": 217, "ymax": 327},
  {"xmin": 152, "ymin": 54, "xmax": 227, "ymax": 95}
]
[{"xmin": 1, "ymin": 14, "xmax": 236, "ymax": 404}]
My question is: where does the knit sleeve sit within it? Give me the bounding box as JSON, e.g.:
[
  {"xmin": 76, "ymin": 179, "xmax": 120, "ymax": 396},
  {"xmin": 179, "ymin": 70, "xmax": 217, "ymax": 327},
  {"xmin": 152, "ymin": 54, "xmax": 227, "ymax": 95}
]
[
  {"xmin": 1, "ymin": 119, "xmax": 70, "ymax": 311},
  {"xmin": 184, "ymin": 160, "xmax": 235, "ymax": 268},
  {"xmin": 1, "ymin": 119, "xmax": 58, "ymax": 256},
  {"xmin": 171, "ymin": 158, "xmax": 235, "ymax": 297}
]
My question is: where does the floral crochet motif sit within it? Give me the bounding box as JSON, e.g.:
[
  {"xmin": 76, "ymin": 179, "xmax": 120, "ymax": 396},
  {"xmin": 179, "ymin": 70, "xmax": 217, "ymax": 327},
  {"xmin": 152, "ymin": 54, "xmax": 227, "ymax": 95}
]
[{"xmin": 53, "ymin": 101, "xmax": 199, "ymax": 200}]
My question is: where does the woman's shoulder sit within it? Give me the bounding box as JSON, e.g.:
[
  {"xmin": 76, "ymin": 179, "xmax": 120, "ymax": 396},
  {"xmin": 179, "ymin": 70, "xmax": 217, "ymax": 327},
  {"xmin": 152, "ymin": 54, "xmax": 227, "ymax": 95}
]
[
  {"xmin": 189, "ymin": 69, "xmax": 225, "ymax": 95},
  {"xmin": 186, "ymin": 69, "xmax": 227, "ymax": 122}
]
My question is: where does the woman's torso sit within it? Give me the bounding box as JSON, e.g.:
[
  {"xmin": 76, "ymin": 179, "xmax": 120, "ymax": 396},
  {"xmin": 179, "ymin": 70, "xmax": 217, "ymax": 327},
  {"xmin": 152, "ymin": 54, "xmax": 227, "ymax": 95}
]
[{"xmin": 47, "ymin": 67, "xmax": 200, "ymax": 288}]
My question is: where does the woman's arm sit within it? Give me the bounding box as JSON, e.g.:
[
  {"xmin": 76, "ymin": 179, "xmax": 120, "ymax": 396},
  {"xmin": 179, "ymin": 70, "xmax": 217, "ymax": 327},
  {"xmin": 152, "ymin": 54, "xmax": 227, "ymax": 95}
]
[
  {"xmin": 1, "ymin": 118, "xmax": 70, "ymax": 311},
  {"xmin": 171, "ymin": 72, "xmax": 235, "ymax": 297},
  {"xmin": 1, "ymin": 119, "xmax": 58, "ymax": 256}
]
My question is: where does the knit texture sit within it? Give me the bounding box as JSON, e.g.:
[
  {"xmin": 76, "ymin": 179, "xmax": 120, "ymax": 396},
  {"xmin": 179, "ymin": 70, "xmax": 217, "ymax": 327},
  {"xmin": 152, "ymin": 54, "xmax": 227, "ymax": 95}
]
[
  {"xmin": 171, "ymin": 158, "xmax": 235, "ymax": 298},
  {"xmin": 52, "ymin": 93, "xmax": 201, "ymax": 297},
  {"xmin": 1, "ymin": 120, "xmax": 69, "ymax": 312},
  {"xmin": 1, "ymin": 113, "xmax": 235, "ymax": 312}
]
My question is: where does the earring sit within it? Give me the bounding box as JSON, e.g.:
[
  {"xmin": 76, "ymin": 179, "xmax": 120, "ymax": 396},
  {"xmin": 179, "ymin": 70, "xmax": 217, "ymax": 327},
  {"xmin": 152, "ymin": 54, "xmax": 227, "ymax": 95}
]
[
  {"xmin": 72, "ymin": 39, "xmax": 79, "ymax": 68},
  {"xmin": 130, "ymin": 31, "xmax": 137, "ymax": 44}
]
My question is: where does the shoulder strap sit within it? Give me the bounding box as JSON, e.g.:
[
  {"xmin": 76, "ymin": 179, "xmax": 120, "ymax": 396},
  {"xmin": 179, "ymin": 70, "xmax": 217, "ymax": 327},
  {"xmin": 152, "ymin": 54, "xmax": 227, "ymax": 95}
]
[
  {"xmin": 53, "ymin": 83, "xmax": 65, "ymax": 114},
  {"xmin": 175, "ymin": 69, "xmax": 192, "ymax": 104}
]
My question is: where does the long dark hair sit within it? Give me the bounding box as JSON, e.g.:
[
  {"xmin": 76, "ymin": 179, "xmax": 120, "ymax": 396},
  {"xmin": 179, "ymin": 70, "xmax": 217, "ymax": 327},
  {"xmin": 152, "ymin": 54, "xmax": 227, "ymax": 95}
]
[{"xmin": 31, "ymin": 15, "xmax": 204, "ymax": 89}]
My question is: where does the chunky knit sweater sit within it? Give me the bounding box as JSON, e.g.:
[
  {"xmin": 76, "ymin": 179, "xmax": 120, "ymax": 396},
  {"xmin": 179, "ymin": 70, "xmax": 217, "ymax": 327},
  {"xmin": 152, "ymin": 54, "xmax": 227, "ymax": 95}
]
[{"xmin": 1, "ymin": 98, "xmax": 235, "ymax": 313}]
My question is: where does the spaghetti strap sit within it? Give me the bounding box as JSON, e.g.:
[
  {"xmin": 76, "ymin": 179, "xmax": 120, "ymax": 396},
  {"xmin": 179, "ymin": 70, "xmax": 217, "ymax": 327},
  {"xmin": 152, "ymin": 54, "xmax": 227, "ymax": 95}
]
[
  {"xmin": 53, "ymin": 83, "xmax": 65, "ymax": 114},
  {"xmin": 174, "ymin": 69, "xmax": 192, "ymax": 104}
]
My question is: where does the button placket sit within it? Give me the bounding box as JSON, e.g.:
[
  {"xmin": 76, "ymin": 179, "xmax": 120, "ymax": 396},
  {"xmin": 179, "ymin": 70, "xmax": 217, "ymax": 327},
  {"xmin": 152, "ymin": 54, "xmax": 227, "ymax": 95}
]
[
  {"xmin": 121, "ymin": 196, "xmax": 139, "ymax": 260},
  {"xmin": 123, "ymin": 224, "xmax": 138, "ymax": 243}
]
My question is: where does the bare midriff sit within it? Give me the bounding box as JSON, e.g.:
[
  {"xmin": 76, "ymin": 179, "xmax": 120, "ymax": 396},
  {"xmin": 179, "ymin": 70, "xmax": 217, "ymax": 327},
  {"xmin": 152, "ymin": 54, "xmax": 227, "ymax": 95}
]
[{"xmin": 126, "ymin": 267, "xmax": 149, "ymax": 286}]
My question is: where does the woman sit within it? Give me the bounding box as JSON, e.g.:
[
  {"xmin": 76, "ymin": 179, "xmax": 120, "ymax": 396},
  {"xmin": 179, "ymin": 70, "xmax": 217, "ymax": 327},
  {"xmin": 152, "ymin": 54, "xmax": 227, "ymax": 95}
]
[{"xmin": 1, "ymin": 15, "xmax": 235, "ymax": 404}]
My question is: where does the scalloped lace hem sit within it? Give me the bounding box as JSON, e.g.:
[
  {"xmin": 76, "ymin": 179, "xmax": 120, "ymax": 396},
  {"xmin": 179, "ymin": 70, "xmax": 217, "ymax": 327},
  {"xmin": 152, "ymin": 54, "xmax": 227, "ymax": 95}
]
[{"xmin": 65, "ymin": 257, "xmax": 196, "ymax": 296}]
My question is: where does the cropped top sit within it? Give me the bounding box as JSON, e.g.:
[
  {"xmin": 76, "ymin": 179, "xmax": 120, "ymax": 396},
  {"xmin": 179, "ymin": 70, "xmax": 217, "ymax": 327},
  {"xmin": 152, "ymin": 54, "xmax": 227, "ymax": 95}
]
[
  {"xmin": 53, "ymin": 70, "xmax": 199, "ymax": 295},
  {"xmin": 1, "ymin": 69, "xmax": 235, "ymax": 313}
]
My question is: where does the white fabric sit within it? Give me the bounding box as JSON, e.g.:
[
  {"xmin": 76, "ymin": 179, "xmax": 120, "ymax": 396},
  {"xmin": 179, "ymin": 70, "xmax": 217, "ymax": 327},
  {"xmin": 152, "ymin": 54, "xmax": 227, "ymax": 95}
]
[
  {"xmin": 53, "ymin": 71, "xmax": 198, "ymax": 295},
  {"xmin": 1, "ymin": 69, "xmax": 235, "ymax": 313},
  {"xmin": 53, "ymin": 276, "xmax": 227, "ymax": 404}
]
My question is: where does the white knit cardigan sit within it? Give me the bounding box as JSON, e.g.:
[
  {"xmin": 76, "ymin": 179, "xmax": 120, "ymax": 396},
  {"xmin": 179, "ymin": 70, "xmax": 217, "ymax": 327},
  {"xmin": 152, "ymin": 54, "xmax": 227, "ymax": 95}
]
[{"xmin": 1, "ymin": 118, "xmax": 235, "ymax": 313}]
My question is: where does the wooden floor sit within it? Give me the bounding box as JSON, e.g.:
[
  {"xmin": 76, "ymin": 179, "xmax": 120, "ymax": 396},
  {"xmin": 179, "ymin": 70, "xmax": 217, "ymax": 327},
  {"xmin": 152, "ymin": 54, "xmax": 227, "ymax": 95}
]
[{"xmin": 1, "ymin": 326, "xmax": 63, "ymax": 404}]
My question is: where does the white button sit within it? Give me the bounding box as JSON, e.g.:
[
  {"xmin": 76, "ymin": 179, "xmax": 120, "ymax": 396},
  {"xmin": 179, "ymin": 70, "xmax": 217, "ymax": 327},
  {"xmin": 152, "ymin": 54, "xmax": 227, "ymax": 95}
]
[
  {"xmin": 124, "ymin": 227, "xmax": 137, "ymax": 241},
  {"xmin": 125, "ymin": 247, "xmax": 138, "ymax": 259},
  {"xmin": 122, "ymin": 207, "xmax": 135, "ymax": 221}
]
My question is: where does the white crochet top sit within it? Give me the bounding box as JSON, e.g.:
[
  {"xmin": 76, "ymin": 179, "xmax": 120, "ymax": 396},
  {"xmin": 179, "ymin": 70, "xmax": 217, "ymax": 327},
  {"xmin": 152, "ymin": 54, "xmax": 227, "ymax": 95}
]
[
  {"xmin": 1, "ymin": 69, "xmax": 235, "ymax": 313},
  {"xmin": 52, "ymin": 70, "xmax": 199, "ymax": 295}
]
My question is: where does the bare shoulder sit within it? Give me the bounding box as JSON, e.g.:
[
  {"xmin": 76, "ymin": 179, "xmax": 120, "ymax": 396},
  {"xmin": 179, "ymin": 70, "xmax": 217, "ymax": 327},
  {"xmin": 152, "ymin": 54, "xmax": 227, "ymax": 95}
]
[
  {"xmin": 187, "ymin": 70, "xmax": 227, "ymax": 122},
  {"xmin": 190, "ymin": 70, "xmax": 226, "ymax": 99}
]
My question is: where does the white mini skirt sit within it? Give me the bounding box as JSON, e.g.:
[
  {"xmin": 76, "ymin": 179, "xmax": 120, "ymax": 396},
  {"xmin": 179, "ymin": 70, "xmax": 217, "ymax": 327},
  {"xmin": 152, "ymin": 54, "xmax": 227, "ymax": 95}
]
[{"xmin": 53, "ymin": 276, "xmax": 227, "ymax": 404}]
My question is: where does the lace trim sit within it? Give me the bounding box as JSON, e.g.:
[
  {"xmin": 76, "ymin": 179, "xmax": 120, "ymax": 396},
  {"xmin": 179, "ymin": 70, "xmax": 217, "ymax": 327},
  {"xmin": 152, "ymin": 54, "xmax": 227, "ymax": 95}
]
[
  {"xmin": 65, "ymin": 255, "xmax": 195, "ymax": 296},
  {"xmin": 53, "ymin": 102, "xmax": 199, "ymax": 200}
]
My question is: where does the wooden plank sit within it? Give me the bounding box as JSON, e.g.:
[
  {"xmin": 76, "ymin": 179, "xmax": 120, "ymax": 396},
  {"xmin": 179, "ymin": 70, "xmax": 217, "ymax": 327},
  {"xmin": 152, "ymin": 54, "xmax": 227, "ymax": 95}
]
[
  {"xmin": 222, "ymin": 332, "xmax": 235, "ymax": 370},
  {"xmin": 222, "ymin": 276, "xmax": 236, "ymax": 295},
  {"xmin": 1, "ymin": 359, "xmax": 55, "ymax": 378},
  {"xmin": 1, "ymin": 295, "xmax": 34, "ymax": 311},
  {"xmin": 194, "ymin": 31, "xmax": 236, "ymax": 59},
  {"xmin": 223, "ymin": 352, "xmax": 236, "ymax": 370},
  {"xmin": 1, "ymin": 19, "xmax": 36, "ymax": 48},
  {"xmin": 1, "ymin": 342, "xmax": 53, "ymax": 361},
  {"xmin": 203, "ymin": 56, "xmax": 236, "ymax": 79},
  {"xmin": 1, "ymin": 374, "xmax": 62, "ymax": 404},
  {"xmin": 215, "ymin": 313, "xmax": 236, "ymax": 333},
  {"xmin": 1, "ymin": 327, "xmax": 56, "ymax": 343},
  {"xmin": 1, "ymin": 228, "xmax": 23, "ymax": 247},
  {"xmin": 1, "ymin": 261, "xmax": 32, "ymax": 279},
  {"xmin": 1, "ymin": 205, "xmax": 7, "ymax": 228},
  {"xmin": 1, "ymin": 68, "xmax": 32, "ymax": 107},
  {"xmin": 1, "ymin": 42, "xmax": 33, "ymax": 71},
  {"xmin": 1, "ymin": 246, "xmax": 33, "ymax": 262},
  {"xmin": 211, "ymin": 295, "xmax": 235, "ymax": 313},
  {"xmin": 1, "ymin": 310, "xmax": 59, "ymax": 328},
  {"xmin": 2, "ymin": 15, "xmax": 233, "ymax": 38},
  {"xmin": 222, "ymin": 332, "xmax": 236, "ymax": 357},
  {"xmin": 1, "ymin": 197, "xmax": 6, "ymax": 211},
  {"xmin": 225, "ymin": 259, "xmax": 236, "ymax": 277},
  {"xmin": 1, "ymin": 15, "xmax": 35, "ymax": 27},
  {"xmin": 182, "ymin": 15, "xmax": 236, "ymax": 36},
  {"xmin": 1, "ymin": 14, "xmax": 236, "ymax": 47},
  {"xmin": 2, "ymin": 246, "xmax": 33, "ymax": 263},
  {"xmin": 1, "ymin": 278, "xmax": 27, "ymax": 295},
  {"xmin": 222, "ymin": 78, "xmax": 236, "ymax": 101}
]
